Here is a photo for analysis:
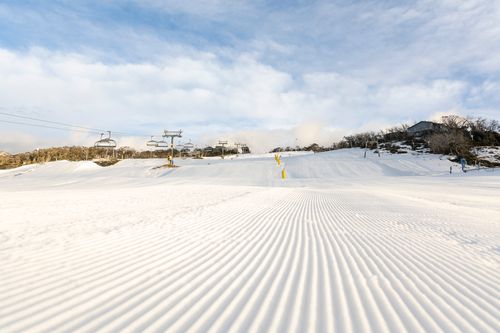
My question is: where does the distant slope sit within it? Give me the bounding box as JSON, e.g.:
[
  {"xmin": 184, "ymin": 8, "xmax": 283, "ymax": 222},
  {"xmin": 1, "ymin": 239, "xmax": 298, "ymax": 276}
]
[{"xmin": 0, "ymin": 148, "xmax": 490, "ymax": 190}]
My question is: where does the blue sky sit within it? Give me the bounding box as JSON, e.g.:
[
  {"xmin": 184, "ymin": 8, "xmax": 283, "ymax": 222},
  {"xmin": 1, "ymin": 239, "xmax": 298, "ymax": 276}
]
[{"xmin": 0, "ymin": 0, "xmax": 499, "ymax": 152}]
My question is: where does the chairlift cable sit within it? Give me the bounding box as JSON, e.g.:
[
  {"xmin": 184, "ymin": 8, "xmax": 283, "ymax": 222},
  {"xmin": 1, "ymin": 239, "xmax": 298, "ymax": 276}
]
[
  {"xmin": 0, "ymin": 119, "xmax": 102, "ymax": 134},
  {"xmin": 0, "ymin": 111, "xmax": 154, "ymax": 137},
  {"xmin": 0, "ymin": 111, "xmax": 106, "ymax": 133}
]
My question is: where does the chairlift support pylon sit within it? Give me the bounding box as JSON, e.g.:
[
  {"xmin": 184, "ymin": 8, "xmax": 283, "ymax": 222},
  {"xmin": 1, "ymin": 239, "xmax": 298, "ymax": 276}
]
[{"xmin": 163, "ymin": 130, "xmax": 183, "ymax": 166}]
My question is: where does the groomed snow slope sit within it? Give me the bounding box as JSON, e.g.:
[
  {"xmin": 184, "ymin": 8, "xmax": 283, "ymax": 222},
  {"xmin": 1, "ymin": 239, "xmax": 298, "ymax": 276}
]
[{"xmin": 0, "ymin": 149, "xmax": 499, "ymax": 333}]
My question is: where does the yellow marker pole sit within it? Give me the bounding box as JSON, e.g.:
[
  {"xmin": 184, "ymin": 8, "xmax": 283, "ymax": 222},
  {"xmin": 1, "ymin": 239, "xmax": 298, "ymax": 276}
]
[{"xmin": 281, "ymin": 168, "xmax": 286, "ymax": 179}]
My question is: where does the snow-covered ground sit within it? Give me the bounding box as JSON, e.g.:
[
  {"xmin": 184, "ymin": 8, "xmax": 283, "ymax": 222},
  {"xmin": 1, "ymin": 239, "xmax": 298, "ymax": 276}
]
[
  {"xmin": 0, "ymin": 149, "xmax": 499, "ymax": 332},
  {"xmin": 473, "ymin": 146, "xmax": 500, "ymax": 164}
]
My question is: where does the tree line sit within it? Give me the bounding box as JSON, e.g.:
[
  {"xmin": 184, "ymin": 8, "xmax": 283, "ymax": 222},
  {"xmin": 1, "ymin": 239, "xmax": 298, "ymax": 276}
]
[
  {"xmin": 0, "ymin": 143, "xmax": 253, "ymax": 169},
  {"xmin": 270, "ymin": 115, "xmax": 500, "ymax": 165}
]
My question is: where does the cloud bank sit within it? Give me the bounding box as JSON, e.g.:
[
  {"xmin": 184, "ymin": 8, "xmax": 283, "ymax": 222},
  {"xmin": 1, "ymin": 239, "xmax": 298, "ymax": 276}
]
[{"xmin": 0, "ymin": 0, "xmax": 499, "ymax": 153}]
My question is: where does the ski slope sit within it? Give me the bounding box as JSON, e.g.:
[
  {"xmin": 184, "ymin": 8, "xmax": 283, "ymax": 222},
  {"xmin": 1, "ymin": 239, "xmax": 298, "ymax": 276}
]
[{"xmin": 0, "ymin": 149, "xmax": 499, "ymax": 333}]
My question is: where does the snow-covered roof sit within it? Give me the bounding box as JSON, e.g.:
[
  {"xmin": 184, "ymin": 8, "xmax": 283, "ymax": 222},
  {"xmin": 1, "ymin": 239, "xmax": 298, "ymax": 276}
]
[{"xmin": 407, "ymin": 121, "xmax": 445, "ymax": 134}]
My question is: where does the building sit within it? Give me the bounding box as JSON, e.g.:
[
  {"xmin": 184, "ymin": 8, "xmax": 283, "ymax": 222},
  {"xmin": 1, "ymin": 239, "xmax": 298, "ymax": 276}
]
[{"xmin": 407, "ymin": 121, "xmax": 447, "ymax": 136}]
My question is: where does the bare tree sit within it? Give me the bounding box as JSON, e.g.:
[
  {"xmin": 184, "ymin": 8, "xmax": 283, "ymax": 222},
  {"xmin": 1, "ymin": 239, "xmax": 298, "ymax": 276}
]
[
  {"xmin": 428, "ymin": 131, "xmax": 468, "ymax": 155},
  {"xmin": 440, "ymin": 115, "xmax": 469, "ymax": 129}
]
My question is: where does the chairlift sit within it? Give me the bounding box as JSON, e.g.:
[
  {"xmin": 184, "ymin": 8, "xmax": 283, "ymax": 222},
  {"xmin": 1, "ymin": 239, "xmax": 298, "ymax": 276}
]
[
  {"xmin": 156, "ymin": 140, "xmax": 169, "ymax": 148},
  {"xmin": 94, "ymin": 131, "xmax": 117, "ymax": 148},
  {"xmin": 241, "ymin": 144, "xmax": 250, "ymax": 154},
  {"xmin": 183, "ymin": 140, "xmax": 194, "ymax": 150},
  {"xmin": 146, "ymin": 136, "xmax": 159, "ymax": 147}
]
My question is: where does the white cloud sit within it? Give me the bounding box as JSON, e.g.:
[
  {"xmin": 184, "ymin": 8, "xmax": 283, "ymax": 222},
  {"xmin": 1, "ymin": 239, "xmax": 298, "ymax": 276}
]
[
  {"xmin": 137, "ymin": 0, "xmax": 256, "ymax": 18},
  {"xmin": 201, "ymin": 122, "xmax": 346, "ymax": 154},
  {"xmin": 2, "ymin": 0, "xmax": 500, "ymax": 153},
  {"xmin": 357, "ymin": 0, "xmax": 500, "ymax": 81},
  {"xmin": 1, "ymin": 46, "xmax": 494, "ymax": 153},
  {"xmin": 0, "ymin": 131, "xmax": 40, "ymax": 153}
]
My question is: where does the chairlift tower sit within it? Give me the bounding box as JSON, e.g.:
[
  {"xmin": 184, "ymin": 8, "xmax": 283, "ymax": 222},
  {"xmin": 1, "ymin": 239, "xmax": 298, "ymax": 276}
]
[
  {"xmin": 163, "ymin": 130, "xmax": 182, "ymax": 166},
  {"xmin": 218, "ymin": 140, "xmax": 228, "ymax": 159}
]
